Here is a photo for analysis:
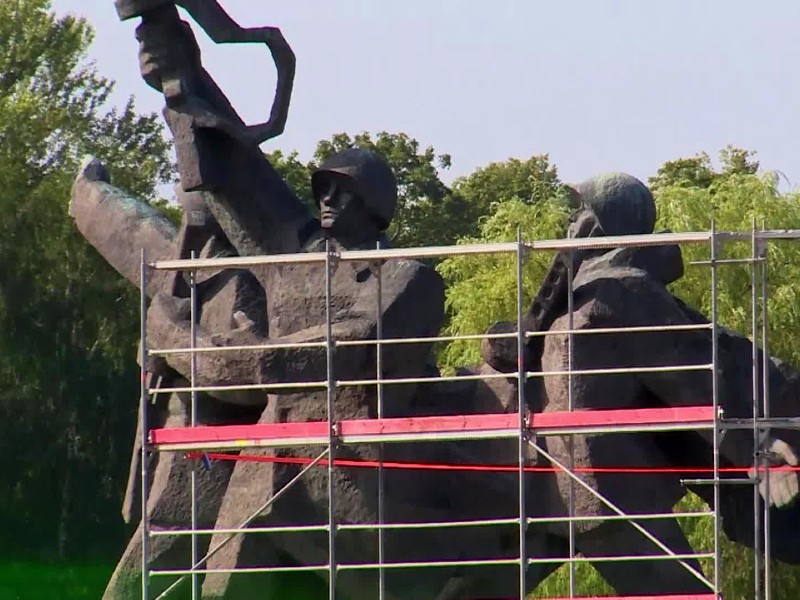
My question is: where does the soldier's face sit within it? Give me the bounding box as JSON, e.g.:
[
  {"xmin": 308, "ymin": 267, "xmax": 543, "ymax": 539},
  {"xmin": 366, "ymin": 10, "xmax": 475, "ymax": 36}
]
[{"xmin": 318, "ymin": 180, "xmax": 366, "ymax": 233}]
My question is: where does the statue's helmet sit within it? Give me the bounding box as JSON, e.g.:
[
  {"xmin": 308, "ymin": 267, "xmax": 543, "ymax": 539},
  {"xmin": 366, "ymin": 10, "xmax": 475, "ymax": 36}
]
[
  {"xmin": 572, "ymin": 172, "xmax": 656, "ymax": 236},
  {"xmin": 311, "ymin": 148, "xmax": 398, "ymax": 231}
]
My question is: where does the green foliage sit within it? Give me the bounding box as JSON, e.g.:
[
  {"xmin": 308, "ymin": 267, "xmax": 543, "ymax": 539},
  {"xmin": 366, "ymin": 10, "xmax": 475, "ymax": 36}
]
[
  {"xmin": 657, "ymin": 170, "xmax": 800, "ymax": 366},
  {"xmin": 264, "ymin": 148, "xmax": 314, "ymax": 212},
  {"xmin": 649, "ymin": 145, "xmax": 759, "ymax": 192},
  {"xmin": 532, "ymin": 563, "xmax": 614, "ymax": 598},
  {"xmin": 0, "ymin": 0, "xmax": 172, "ymax": 559},
  {"xmin": 435, "ymin": 154, "xmax": 567, "ymax": 369},
  {"xmin": 450, "ymin": 154, "xmax": 562, "ymax": 228},
  {"xmin": 652, "ymin": 158, "xmax": 800, "ymax": 600},
  {"xmin": 0, "ymin": 560, "xmax": 112, "ymax": 600},
  {"xmin": 438, "ymin": 192, "xmax": 570, "ymax": 370}
]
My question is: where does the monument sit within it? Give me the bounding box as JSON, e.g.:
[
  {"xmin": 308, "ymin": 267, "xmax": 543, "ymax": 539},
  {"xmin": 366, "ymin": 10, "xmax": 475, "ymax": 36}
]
[{"xmin": 67, "ymin": 1, "xmax": 800, "ymax": 598}]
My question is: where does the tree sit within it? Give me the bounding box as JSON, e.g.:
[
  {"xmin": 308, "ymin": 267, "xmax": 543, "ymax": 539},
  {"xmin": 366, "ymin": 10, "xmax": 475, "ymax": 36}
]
[
  {"xmin": 264, "ymin": 148, "xmax": 314, "ymax": 212},
  {"xmin": 642, "ymin": 154, "xmax": 800, "ymax": 600},
  {"xmin": 653, "ymin": 154, "xmax": 800, "ymax": 367},
  {"xmin": 0, "ymin": 0, "xmax": 172, "ymax": 560},
  {"xmin": 436, "ymin": 155, "xmax": 569, "ymax": 369},
  {"xmin": 450, "ymin": 154, "xmax": 562, "ymax": 230},
  {"xmin": 648, "ymin": 145, "xmax": 759, "ymax": 192}
]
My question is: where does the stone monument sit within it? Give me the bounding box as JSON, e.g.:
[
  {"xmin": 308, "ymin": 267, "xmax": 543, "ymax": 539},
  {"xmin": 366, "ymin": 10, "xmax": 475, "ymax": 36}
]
[{"xmin": 66, "ymin": 1, "xmax": 800, "ymax": 598}]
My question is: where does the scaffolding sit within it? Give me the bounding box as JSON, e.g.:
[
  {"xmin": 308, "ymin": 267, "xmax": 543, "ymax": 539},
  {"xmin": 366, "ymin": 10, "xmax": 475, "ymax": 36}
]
[{"xmin": 135, "ymin": 227, "xmax": 800, "ymax": 599}]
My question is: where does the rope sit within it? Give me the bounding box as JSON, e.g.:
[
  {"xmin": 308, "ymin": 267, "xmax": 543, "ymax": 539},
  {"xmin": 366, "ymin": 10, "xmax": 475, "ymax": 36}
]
[{"xmin": 185, "ymin": 452, "xmax": 800, "ymax": 475}]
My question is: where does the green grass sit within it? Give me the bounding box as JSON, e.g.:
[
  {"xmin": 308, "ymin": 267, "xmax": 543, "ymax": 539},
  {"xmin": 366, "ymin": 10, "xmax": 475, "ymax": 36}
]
[
  {"xmin": 0, "ymin": 562, "xmax": 326, "ymax": 600},
  {"xmin": 7, "ymin": 531, "xmax": 800, "ymax": 600},
  {"xmin": 0, "ymin": 561, "xmax": 112, "ymax": 600}
]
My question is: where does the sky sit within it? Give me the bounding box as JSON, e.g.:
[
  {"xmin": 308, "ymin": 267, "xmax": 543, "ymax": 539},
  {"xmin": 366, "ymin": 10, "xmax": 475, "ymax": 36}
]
[{"xmin": 51, "ymin": 0, "xmax": 800, "ymax": 189}]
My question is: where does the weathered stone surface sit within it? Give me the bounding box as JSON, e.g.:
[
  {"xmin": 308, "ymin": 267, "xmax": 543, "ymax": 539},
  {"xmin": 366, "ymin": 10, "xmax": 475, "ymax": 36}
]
[
  {"xmin": 486, "ymin": 173, "xmax": 800, "ymax": 582},
  {"xmin": 72, "ymin": 0, "xmax": 800, "ymax": 593},
  {"xmin": 69, "ymin": 159, "xmax": 177, "ymax": 298}
]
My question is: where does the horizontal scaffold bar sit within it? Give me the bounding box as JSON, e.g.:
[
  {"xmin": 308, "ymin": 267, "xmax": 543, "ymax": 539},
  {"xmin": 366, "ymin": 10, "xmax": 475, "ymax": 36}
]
[
  {"xmin": 150, "ymin": 555, "xmax": 716, "ymax": 576},
  {"xmin": 149, "ymin": 406, "xmax": 715, "ymax": 452},
  {"xmin": 148, "ymin": 229, "xmax": 800, "ymax": 272},
  {"xmin": 150, "ymin": 231, "xmax": 718, "ymax": 271}
]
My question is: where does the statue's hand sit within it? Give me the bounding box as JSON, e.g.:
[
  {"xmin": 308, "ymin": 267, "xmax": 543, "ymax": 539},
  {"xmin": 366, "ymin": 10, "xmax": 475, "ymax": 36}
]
[
  {"xmin": 208, "ymin": 311, "xmax": 259, "ymax": 347},
  {"xmin": 750, "ymin": 438, "xmax": 800, "ymax": 508},
  {"xmin": 135, "ymin": 14, "xmax": 202, "ymax": 96},
  {"xmin": 76, "ymin": 155, "xmax": 110, "ymax": 185},
  {"xmin": 481, "ymin": 320, "xmax": 519, "ymax": 373},
  {"xmin": 146, "ymin": 292, "xmax": 191, "ymax": 351}
]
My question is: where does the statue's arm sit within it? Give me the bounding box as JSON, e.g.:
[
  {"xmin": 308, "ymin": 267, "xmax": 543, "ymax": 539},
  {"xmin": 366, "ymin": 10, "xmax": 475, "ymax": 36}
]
[
  {"xmin": 146, "ymin": 293, "xmax": 374, "ymax": 397},
  {"xmin": 608, "ymin": 275, "xmax": 777, "ymax": 468},
  {"xmin": 69, "ymin": 157, "xmax": 178, "ymax": 298},
  {"xmin": 146, "ymin": 262, "xmax": 445, "ymax": 398},
  {"xmin": 135, "ymin": 14, "xmax": 313, "ymax": 258}
]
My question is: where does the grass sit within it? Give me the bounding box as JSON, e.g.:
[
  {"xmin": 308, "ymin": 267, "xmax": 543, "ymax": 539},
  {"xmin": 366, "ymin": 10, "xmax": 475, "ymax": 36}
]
[
  {"xmin": 7, "ymin": 529, "xmax": 800, "ymax": 600},
  {"xmin": 0, "ymin": 560, "xmax": 330, "ymax": 600},
  {"xmin": 0, "ymin": 558, "xmax": 604, "ymax": 599},
  {"xmin": 0, "ymin": 561, "xmax": 112, "ymax": 600}
]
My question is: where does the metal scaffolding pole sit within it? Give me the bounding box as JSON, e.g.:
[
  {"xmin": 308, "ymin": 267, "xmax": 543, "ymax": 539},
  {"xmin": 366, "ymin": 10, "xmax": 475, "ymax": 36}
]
[
  {"xmin": 516, "ymin": 231, "xmax": 527, "ymax": 599},
  {"xmin": 375, "ymin": 239, "xmax": 386, "ymax": 600},
  {"xmin": 751, "ymin": 225, "xmax": 763, "ymax": 599},
  {"xmin": 140, "ymin": 250, "xmax": 150, "ymax": 600},
  {"xmin": 189, "ymin": 253, "xmax": 199, "ymax": 600},
  {"xmin": 710, "ymin": 221, "xmax": 722, "ymax": 598},
  {"xmin": 153, "ymin": 450, "xmax": 330, "ymax": 600},
  {"xmin": 325, "ymin": 238, "xmax": 337, "ymax": 600},
  {"xmin": 525, "ymin": 438, "xmax": 714, "ymax": 590},
  {"xmin": 760, "ymin": 224, "xmax": 772, "ymax": 600},
  {"xmin": 567, "ymin": 249, "xmax": 576, "ymax": 598},
  {"xmin": 135, "ymin": 229, "xmax": 800, "ymax": 599}
]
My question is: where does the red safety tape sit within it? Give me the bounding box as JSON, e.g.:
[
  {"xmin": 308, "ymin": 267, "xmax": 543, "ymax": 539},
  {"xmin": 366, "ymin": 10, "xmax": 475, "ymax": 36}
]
[
  {"xmin": 185, "ymin": 452, "xmax": 800, "ymax": 475},
  {"xmin": 534, "ymin": 596, "xmax": 717, "ymax": 600}
]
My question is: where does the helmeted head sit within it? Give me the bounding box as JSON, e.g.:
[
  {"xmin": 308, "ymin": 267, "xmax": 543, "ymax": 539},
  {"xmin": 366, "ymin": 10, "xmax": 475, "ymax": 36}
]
[
  {"xmin": 569, "ymin": 172, "xmax": 656, "ymax": 237},
  {"xmin": 311, "ymin": 147, "xmax": 398, "ymax": 233}
]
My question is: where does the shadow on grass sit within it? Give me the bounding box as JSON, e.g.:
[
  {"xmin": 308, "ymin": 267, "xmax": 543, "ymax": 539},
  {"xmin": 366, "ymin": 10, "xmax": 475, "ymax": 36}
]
[{"xmin": 0, "ymin": 561, "xmax": 111, "ymax": 600}]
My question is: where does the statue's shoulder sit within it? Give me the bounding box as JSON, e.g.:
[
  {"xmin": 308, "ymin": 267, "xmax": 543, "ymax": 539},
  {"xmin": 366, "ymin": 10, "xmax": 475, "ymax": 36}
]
[
  {"xmin": 382, "ymin": 258, "xmax": 444, "ymax": 299},
  {"xmin": 390, "ymin": 257, "xmax": 442, "ymax": 279},
  {"xmin": 575, "ymin": 259, "xmax": 653, "ymax": 290},
  {"xmin": 573, "ymin": 255, "xmax": 673, "ymax": 313}
]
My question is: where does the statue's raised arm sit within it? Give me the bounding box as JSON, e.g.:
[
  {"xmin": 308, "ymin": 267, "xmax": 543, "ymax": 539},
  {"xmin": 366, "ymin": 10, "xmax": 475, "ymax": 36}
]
[{"xmin": 117, "ymin": 0, "xmax": 314, "ymax": 257}]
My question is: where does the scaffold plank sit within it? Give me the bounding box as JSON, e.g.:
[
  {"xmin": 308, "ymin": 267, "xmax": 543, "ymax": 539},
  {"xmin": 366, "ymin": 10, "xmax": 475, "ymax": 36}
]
[
  {"xmin": 528, "ymin": 405, "xmax": 715, "ymax": 435},
  {"xmin": 149, "ymin": 406, "xmax": 715, "ymax": 452}
]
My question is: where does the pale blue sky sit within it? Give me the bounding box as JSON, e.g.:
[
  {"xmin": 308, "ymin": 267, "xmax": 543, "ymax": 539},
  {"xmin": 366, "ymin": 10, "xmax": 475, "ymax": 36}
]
[{"xmin": 52, "ymin": 0, "xmax": 800, "ymax": 189}]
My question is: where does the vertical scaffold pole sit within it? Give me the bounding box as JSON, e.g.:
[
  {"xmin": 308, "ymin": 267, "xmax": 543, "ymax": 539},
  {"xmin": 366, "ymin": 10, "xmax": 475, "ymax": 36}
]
[
  {"xmin": 140, "ymin": 250, "xmax": 149, "ymax": 600},
  {"xmin": 375, "ymin": 240, "xmax": 386, "ymax": 600},
  {"xmin": 189, "ymin": 252, "xmax": 199, "ymax": 600},
  {"xmin": 567, "ymin": 249, "xmax": 576, "ymax": 598},
  {"xmin": 751, "ymin": 224, "xmax": 763, "ymax": 600},
  {"xmin": 325, "ymin": 238, "xmax": 337, "ymax": 600},
  {"xmin": 710, "ymin": 221, "xmax": 722, "ymax": 598},
  {"xmin": 516, "ymin": 230, "xmax": 527, "ymax": 599},
  {"xmin": 760, "ymin": 226, "xmax": 772, "ymax": 600}
]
